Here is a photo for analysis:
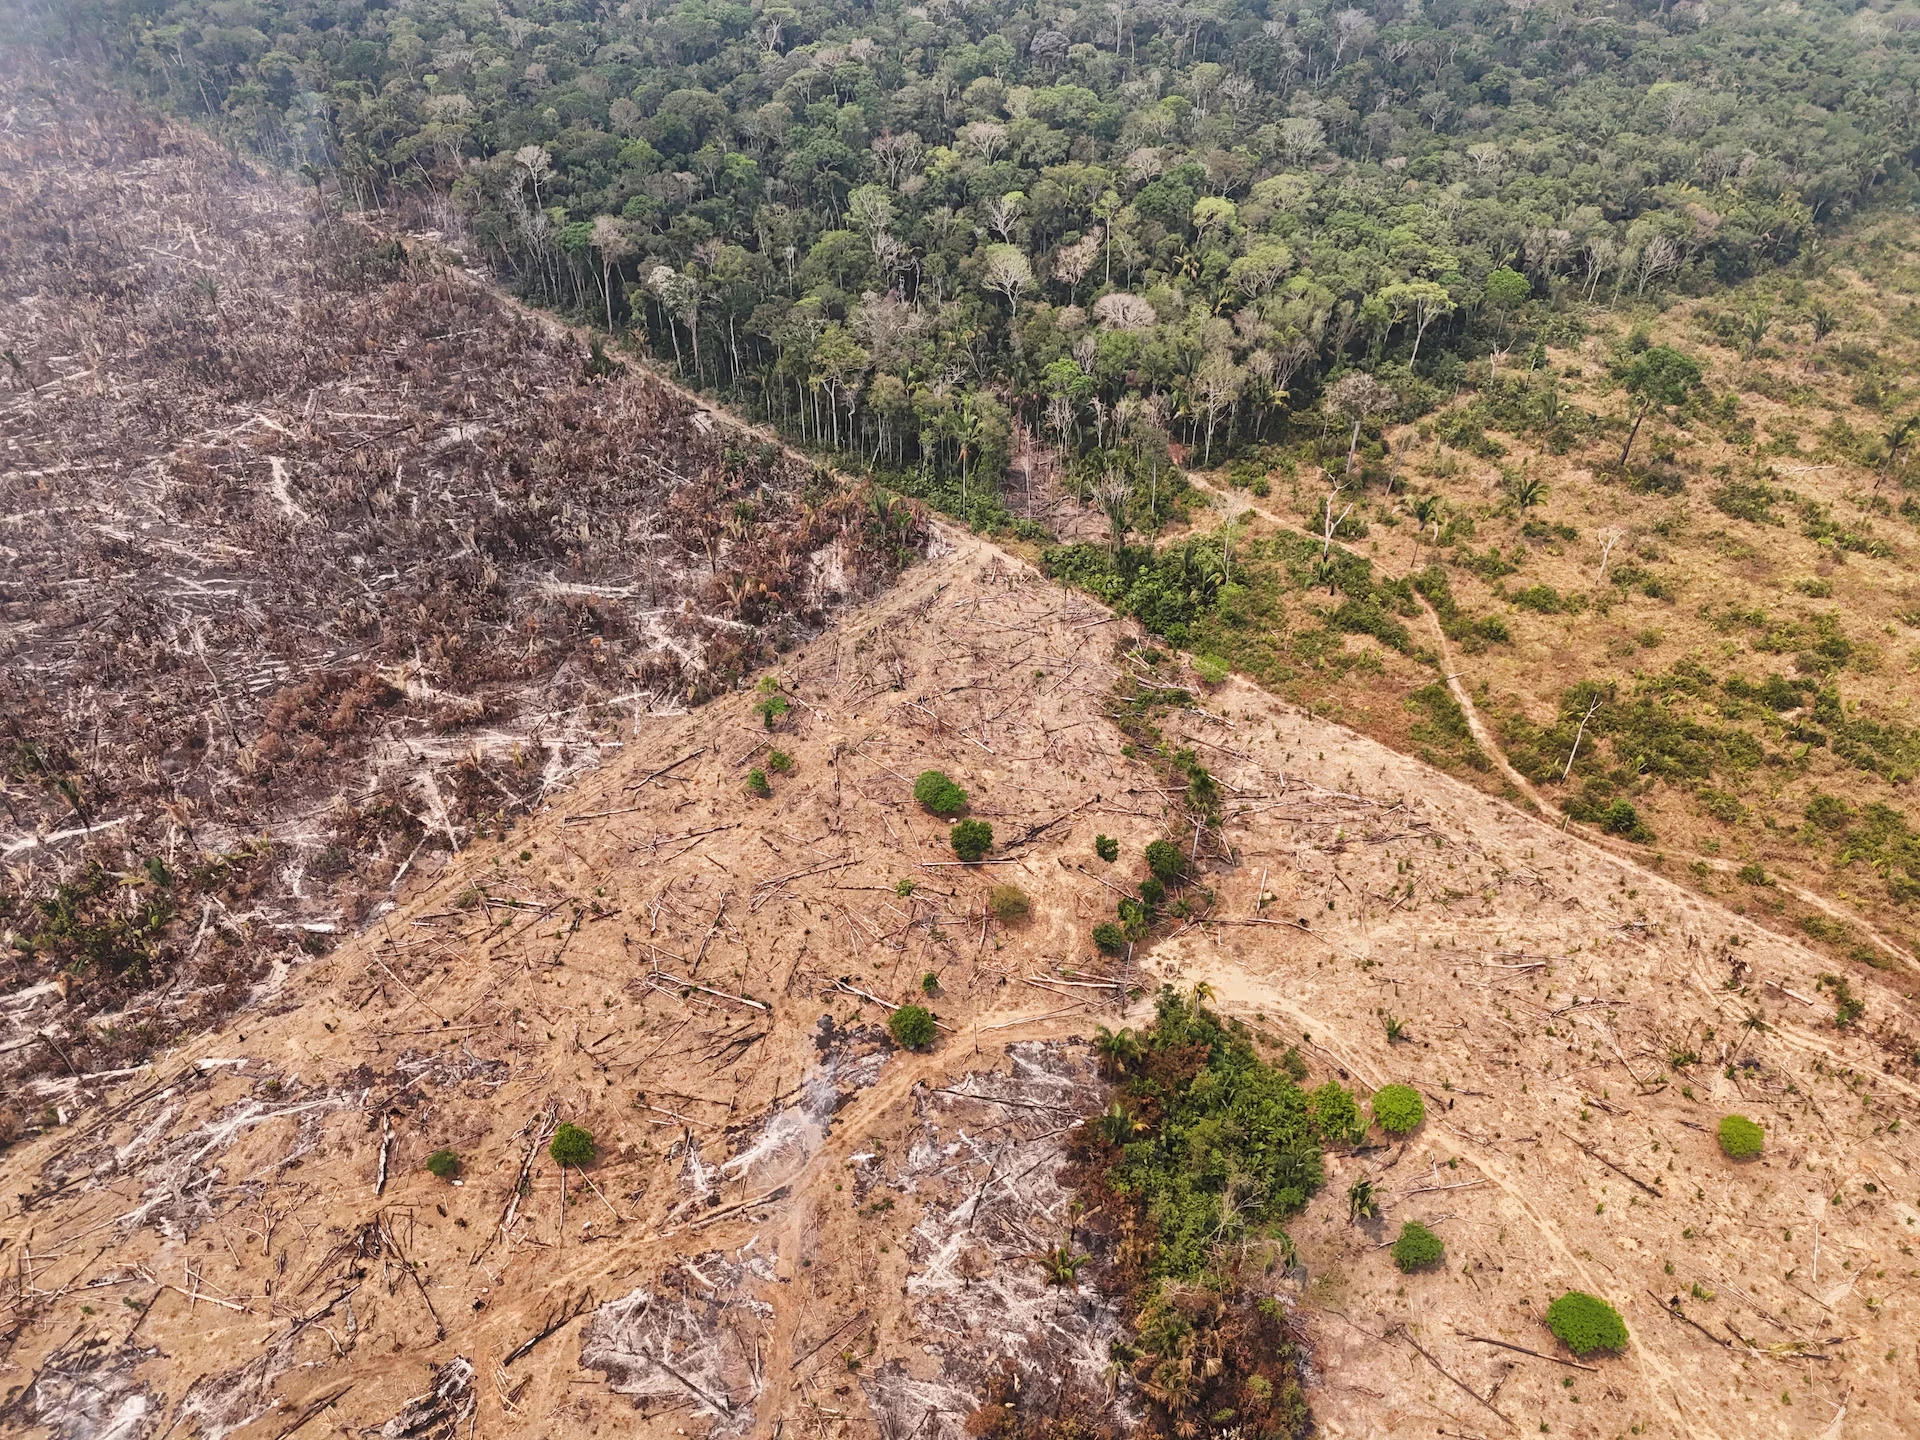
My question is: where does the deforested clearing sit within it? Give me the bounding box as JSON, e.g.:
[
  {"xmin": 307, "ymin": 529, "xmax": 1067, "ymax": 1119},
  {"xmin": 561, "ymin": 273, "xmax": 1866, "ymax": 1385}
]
[
  {"xmin": 0, "ymin": 53, "xmax": 917, "ymax": 1110},
  {"xmin": 2, "ymin": 514, "xmax": 1916, "ymax": 1436}
]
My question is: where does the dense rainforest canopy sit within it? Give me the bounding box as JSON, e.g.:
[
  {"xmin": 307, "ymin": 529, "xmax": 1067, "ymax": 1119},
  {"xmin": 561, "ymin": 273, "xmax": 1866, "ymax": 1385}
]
[{"xmin": 30, "ymin": 0, "xmax": 1920, "ymax": 509}]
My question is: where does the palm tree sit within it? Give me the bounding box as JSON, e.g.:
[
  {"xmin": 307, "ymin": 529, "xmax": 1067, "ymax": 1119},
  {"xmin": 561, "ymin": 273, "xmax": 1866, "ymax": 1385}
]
[
  {"xmin": 1034, "ymin": 1243, "xmax": 1091, "ymax": 1286},
  {"xmin": 1504, "ymin": 469, "xmax": 1549, "ymax": 510},
  {"xmin": 1095, "ymin": 1100, "xmax": 1136, "ymax": 1145},
  {"xmin": 1093, "ymin": 1025, "xmax": 1141, "ymax": 1079}
]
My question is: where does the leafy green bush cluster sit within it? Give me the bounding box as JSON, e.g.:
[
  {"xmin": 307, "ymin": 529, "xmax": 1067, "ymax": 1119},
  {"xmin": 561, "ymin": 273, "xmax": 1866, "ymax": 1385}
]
[
  {"xmin": 913, "ymin": 769, "xmax": 967, "ymax": 816},
  {"xmin": 425, "ymin": 1148, "xmax": 460, "ymax": 1180},
  {"xmin": 1370, "ymin": 1084, "xmax": 1426, "ymax": 1135},
  {"xmin": 1718, "ymin": 1114, "xmax": 1765, "ymax": 1158},
  {"xmin": 1391, "ymin": 1222, "xmax": 1445, "ymax": 1272},
  {"xmin": 1545, "ymin": 1291, "xmax": 1628, "ymax": 1356},
  {"xmin": 949, "ymin": 819, "xmax": 993, "ymax": 861},
  {"xmin": 745, "ymin": 767, "xmax": 772, "ymax": 798},
  {"xmin": 549, "ymin": 1123, "xmax": 595, "ymax": 1167},
  {"xmin": 1093, "ymin": 834, "xmax": 1120, "ymax": 863},
  {"xmin": 888, "ymin": 1004, "xmax": 937, "ymax": 1050},
  {"xmin": 1078, "ymin": 988, "xmax": 1331, "ymax": 1440},
  {"xmin": 1102, "ymin": 988, "xmax": 1333, "ymax": 1281}
]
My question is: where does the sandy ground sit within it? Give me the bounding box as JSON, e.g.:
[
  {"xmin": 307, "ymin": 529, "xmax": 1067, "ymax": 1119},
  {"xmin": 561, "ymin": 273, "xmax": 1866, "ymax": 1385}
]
[{"xmin": 3, "ymin": 529, "xmax": 1919, "ymax": 1440}]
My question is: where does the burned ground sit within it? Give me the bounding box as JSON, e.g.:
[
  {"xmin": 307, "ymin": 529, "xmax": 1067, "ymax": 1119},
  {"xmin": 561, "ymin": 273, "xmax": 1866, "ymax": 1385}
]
[{"xmin": 0, "ymin": 51, "xmax": 919, "ymax": 1111}]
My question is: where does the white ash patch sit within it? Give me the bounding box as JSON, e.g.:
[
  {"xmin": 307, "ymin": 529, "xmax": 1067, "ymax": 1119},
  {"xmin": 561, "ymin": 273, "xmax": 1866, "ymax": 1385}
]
[
  {"xmin": 715, "ymin": 1015, "xmax": 889, "ymax": 1190},
  {"xmin": 861, "ymin": 1042, "xmax": 1133, "ymax": 1440},
  {"xmin": 379, "ymin": 1356, "xmax": 475, "ymax": 1440},
  {"xmin": 579, "ymin": 1243, "xmax": 776, "ymax": 1433},
  {"xmin": 1, "ymin": 1335, "xmax": 159, "ymax": 1440}
]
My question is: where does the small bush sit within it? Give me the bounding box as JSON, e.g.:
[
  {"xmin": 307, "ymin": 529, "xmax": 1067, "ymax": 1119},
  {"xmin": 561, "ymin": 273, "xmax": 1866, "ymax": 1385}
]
[
  {"xmin": 1144, "ymin": 839, "xmax": 1188, "ymax": 885},
  {"xmin": 1306, "ymin": 1081, "xmax": 1360, "ymax": 1142},
  {"xmin": 1092, "ymin": 922, "xmax": 1128, "ymax": 954},
  {"xmin": 745, "ymin": 768, "xmax": 772, "ymax": 798},
  {"xmin": 913, "ymin": 769, "xmax": 968, "ymax": 816},
  {"xmin": 1391, "ymin": 1221, "xmax": 1445, "ymax": 1272},
  {"xmin": 1371, "ymin": 1084, "xmax": 1426, "ymax": 1135},
  {"xmin": 1137, "ymin": 875, "xmax": 1166, "ymax": 908},
  {"xmin": 425, "ymin": 1149, "xmax": 461, "ymax": 1180},
  {"xmin": 1094, "ymin": 834, "xmax": 1120, "ymax": 862},
  {"xmin": 1193, "ymin": 654, "xmax": 1230, "ymax": 685},
  {"xmin": 888, "ymin": 1004, "xmax": 937, "ymax": 1050},
  {"xmin": 1718, "ymin": 1113, "xmax": 1764, "ymax": 1158},
  {"xmin": 1598, "ymin": 799, "xmax": 1654, "ymax": 842},
  {"xmin": 754, "ymin": 692, "xmax": 789, "ymax": 730},
  {"xmin": 950, "ymin": 819, "xmax": 993, "ymax": 861},
  {"xmin": 988, "ymin": 883, "xmax": 1031, "ymax": 922},
  {"xmin": 1545, "ymin": 1291, "xmax": 1628, "ymax": 1355},
  {"xmin": 549, "ymin": 1123, "xmax": 596, "ymax": 1167},
  {"xmin": 921, "ymin": 970, "xmax": 940, "ymax": 996},
  {"xmin": 767, "ymin": 749, "xmax": 795, "ymax": 775}
]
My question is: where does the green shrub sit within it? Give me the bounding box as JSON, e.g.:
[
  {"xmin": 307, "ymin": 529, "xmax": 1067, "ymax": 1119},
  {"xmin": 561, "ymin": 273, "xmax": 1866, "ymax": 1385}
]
[
  {"xmin": 1306, "ymin": 1081, "xmax": 1360, "ymax": 1142},
  {"xmin": 1371, "ymin": 1084, "xmax": 1426, "ymax": 1135},
  {"xmin": 425, "ymin": 1149, "xmax": 460, "ymax": 1180},
  {"xmin": 1094, "ymin": 834, "xmax": 1120, "ymax": 862},
  {"xmin": 1598, "ymin": 799, "xmax": 1654, "ymax": 842},
  {"xmin": 988, "ymin": 883, "xmax": 1031, "ymax": 922},
  {"xmin": 1137, "ymin": 875, "xmax": 1166, "ymax": 908},
  {"xmin": 745, "ymin": 768, "xmax": 772, "ymax": 798},
  {"xmin": 1092, "ymin": 922, "xmax": 1128, "ymax": 954},
  {"xmin": 920, "ymin": 970, "xmax": 940, "ymax": 996},
  {"xmin": 1391, "ymin": 1221, "xmax": 1445, "ymax": 1272},
  {"xmin": 913, "ymin": 769, "xmax": 968, "ymax": 816},
  {"xmin": 1545, "ymin": 1291, "xmax": 1628, "ymax": 1355},
  {"xmin": 754, "ymin": 678, "xmax": 789, "ymax": 729},
  {"xmin": 1718, "ymin": 1114, "xmax": 1764, "ymax": 1158},
  {"xmin": 1193, "ymin": 654, "xmax": 1230, "ymax": 685},
  {"xmin": 1144, "ymin": 839, "xmax": 1188, "ymax": 885},
  {"xmin": 767, "ymin": 749, "xmax": 795, "ymax": 775},
  {"xmin": 950, "ymin": 819, "xmax": 993, "ymax": 861},
  {"xmin": 888, "ymin": 1004, "xmax": 937, "ymax": 1050},
  {"xmin": 549, "ymin": 1123, "xmax": 596, "ymax": 1167}
]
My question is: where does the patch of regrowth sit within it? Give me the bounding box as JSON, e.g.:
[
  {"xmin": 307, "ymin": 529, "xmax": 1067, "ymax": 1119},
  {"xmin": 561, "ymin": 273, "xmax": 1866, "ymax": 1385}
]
[
  {"xmin": 1092, "ymin": 921, "xmax": 1128, "ymax": 954},
  {"xmin": 1718, "ymin": 1114, "xmax": 1765, "ymax": 1158},
  {"xmin": 888, "ymin": 1003, "xmax": 937, "ymax": 1050},
  {"xmin": 425, "ymin": 1149, "xmax": 460, "ymax": 1181},
  {"xmin": 745, "ymin": 768, "xmax": 772, "ymax": 798},
  {"xmin": 766, "ymin": 749, "xmax": 795, "ymax": 775},
  {"xmin": 1371, "ymin": 1084, "xmax": 1426, "ymax": 1135},
  {"xmin": 988, "ymin": 883, "xmax": 1030, "ymax": 922},
  {"xmin": 1144, "ymin": 838, "xmax": 1189, "ymax": 885},
  {"xmin": 1080, "ymin": 986, "xmax": 1318, "ymax": 1439},
  {"xmin": 754, "ymin": 677, "xmax": 789, "ymax": 730},
  {"xmin": 549, "ymin": 1123, "xmax": 596, "ymax": 1167},
  {"xmin": 1094, "ymin": 833, "xmax": 1120, "ymax": 862},
  {"xmin": 1546, "ymin": 1291, "xmax": 1628, "ymax": 1355},
  {"xmin": 913, "ymin": 769, "xmax": 968, "ymax": 816},
  {"xmin": 1392, "ymin": 1222, "xmax": 1445, "ymax": 1272},
  {"xmin": 950, "ymin": 819, "xmax": 993, "ymax": 861}
]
